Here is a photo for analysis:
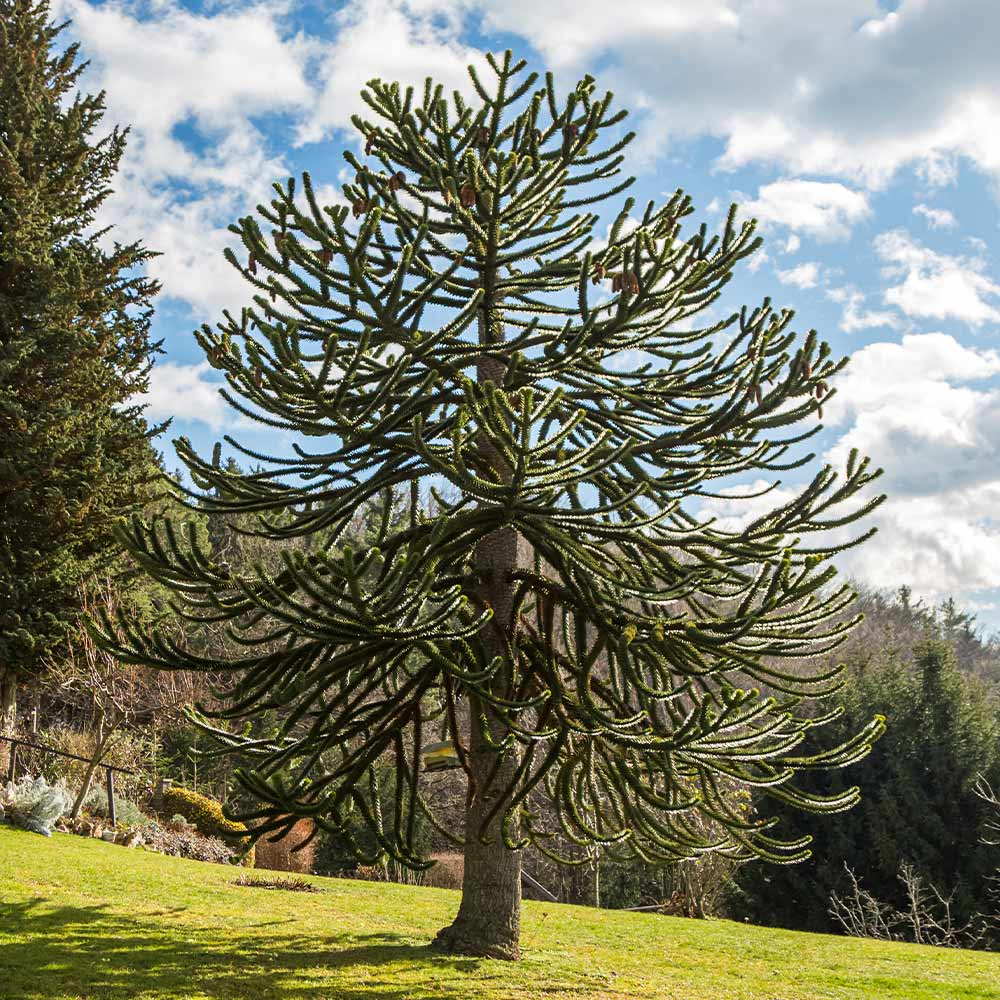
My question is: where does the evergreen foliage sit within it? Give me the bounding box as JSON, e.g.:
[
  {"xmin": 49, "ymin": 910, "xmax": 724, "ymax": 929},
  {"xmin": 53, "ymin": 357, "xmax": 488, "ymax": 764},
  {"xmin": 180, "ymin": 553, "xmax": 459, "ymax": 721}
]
[
  {"xmin": 0, "ymin": 0, "xmax": 162, "ymax": 728},
  {"xmin": 735, "ymin": 635, "xmax": 1000, "ymax": 942},
  {"xmin": 100, "ymin": 54, "xmax": 885, "ymax": 957}
]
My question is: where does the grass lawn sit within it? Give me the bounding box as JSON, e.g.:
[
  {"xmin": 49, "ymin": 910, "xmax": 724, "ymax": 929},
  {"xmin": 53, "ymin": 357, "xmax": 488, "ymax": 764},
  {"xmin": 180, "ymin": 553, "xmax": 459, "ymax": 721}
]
[{"xmin": 1, "ymin": 824, "xmax": 997, "ymax": 999}]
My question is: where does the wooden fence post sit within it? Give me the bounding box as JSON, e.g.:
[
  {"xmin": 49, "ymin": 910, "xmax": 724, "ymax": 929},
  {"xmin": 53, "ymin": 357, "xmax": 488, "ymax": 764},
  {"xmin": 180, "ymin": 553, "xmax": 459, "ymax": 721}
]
[{"xmin": 106, "ymin": 767, "xmax": 116, "ymax": 827}]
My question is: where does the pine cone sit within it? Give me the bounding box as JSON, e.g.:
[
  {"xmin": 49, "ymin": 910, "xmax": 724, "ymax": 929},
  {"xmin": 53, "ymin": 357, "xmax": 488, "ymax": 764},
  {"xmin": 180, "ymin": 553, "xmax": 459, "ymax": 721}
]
[
  {"xmin": 564, "ymin": 123, "xmax": 579, "ymax": 141},
  {"xmin": 253, "ymin": 367, "xmax": 263, "ymax": 389},
  {"xmin": 459, "ymin": 184, "xmax": 475, "ymax": 208},
  {"xmin": 353, "ymin": 198, "xmax": 368, "ymax": 218},
  {"xmin": 611, "ymin": 274, "xmax": 622, "ymax": 292},
  {"xmin": 365, "ymin": 132, "xmax": 377, "ymax": 155},
  {"xmin": 320, "ymin": 248, "xmax": 332, "ymax": 266},
  {"xmin": 248, "ymin": 255, "xmax": 257, "ymax": 275},
  {"xmin": 475, "ymin": 126, "xmax": 490, "ymax": 147},
  {"xmin": 592, "ymin": 262, "xmax": 606, "ymax": 285},
  {"xmin": 389, "ymin": 171, "xmax": 405, "ymax": 192}
]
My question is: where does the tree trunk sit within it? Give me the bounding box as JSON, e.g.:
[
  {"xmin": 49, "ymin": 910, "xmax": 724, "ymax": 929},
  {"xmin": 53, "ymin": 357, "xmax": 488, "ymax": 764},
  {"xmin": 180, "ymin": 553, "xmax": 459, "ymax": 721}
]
[
  {"xmin": 434, "ymin": 290, "xmax": 524, "ymax": 958},
  {"xmin": 70, "ymin": 711, "xmax": 112, "ymax": 819},
  {"xmin": 434, "ymin": 525, "xmax": 524, "ymax": 960},
  {"xmin": 0, "ymin": 666, "xmax": 16, "ymax": 776}
]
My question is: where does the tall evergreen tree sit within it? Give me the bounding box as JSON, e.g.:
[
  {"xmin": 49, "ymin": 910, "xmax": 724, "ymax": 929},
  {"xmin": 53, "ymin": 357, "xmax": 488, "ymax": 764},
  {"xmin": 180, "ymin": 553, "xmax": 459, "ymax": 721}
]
[
  {"xmin": 735, "ymin": 636, "xmax": 1000, "ymax": 940},
  {"xmin": 0, "ymin": 0, "xmax": 162, "ymax": 736},
  {"xmin": 103, "ymin": 55, "xmax": 885, "ymax": 959}
]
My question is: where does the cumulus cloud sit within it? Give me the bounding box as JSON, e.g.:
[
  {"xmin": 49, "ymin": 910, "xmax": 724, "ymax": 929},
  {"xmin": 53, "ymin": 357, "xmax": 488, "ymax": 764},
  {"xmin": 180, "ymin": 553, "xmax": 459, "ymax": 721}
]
[
  {"xmin": 913, "ymin": 203, "xmax": 958, "ymax": 230},
  {"xmin": 781, "ymin": 234, "xmax": 801, "ymax": 255},
  {"xmin": 775, "ymin": 261, "xmax": 821, "ymax": 289},
  {"xmin": 825, "ymin": 286, "xmax": 900, "ymax": 333},
  {"xmin": 820, "ymin": 334, "xmax": 1000, "ymax": 598},
  {"xmin": 136, "ymin": 361, "xmax": 238, "ymax": 430},
  {"xmin": 298, "ymin": 0, "xmax": 486, "ymax": 146},
  {"xmin": 741, "ymin": 180, "xmax": 871, "ymax": 241},
  {"xmin": 50, "ymin": 0, "xmax": 318, "ymax": 317},
  {"xmin": 472, "ymin": 0, "xmax": 1000, "ymax": 188},
  {"xmin": 874, "ymin": 230, "xmax": 1000, "ymax": 326},
  {"xmin": 699, "ymin": 334, "xmax": 1000, "ymax": 605}
]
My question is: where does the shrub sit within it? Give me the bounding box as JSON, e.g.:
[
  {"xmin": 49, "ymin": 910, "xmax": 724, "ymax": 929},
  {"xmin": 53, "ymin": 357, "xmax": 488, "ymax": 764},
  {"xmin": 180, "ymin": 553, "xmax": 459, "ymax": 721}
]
[
  {"xmin": 159, "ymin": 786, "xmax": 254, "ymax": 866},
  {"xmin": 82, "ymin": 785, "xmax": 148, "ymax": 827},
  {"xmin": 424, "ymin": 853, "xmax": 464, "ymax": 890},
  {"xmin": 4, "ymin": 776, "xmax": 73, "ymax": 836},
  {"xmin": 143, "ymin": 824, "xmax": 239, "ymax": 864},
  {"xmin": 161, "ymin": 786, "xmax": 247, "ymax": 839},
  {"xmin": 232, "ymin": 873, "xmax": 320, "ymax": 892}
]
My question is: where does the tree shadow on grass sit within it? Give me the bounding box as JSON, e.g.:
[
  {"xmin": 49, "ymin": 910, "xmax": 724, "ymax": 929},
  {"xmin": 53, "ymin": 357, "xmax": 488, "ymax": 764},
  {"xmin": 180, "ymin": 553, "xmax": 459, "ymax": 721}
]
[{"xmin": 0, "ymin": 897, "xmax": 490, "ymax": 1000}]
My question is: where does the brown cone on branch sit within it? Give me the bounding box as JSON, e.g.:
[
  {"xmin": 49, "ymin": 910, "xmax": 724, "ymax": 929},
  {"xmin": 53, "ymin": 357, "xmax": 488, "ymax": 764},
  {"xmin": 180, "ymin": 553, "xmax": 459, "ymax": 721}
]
[
  {"xmin": 564, "ymin": 123, "xmax": 578, "ymax": 141},
  {"xmin": 320, "ymin": 248, "xmax": 332, "ymax": 266},
  {"xmin": 252, "ymin": 367, "xmax": 263, "ymax": 389},
  {"xmin": 475, "ymin": 126, "xmax": 490, "ymax": 147},
  {"xmin": 365, "ymin": 132, "xmax": 377, "ymax": 155},
  {"xmin": 592, "ymin": 262, "xmax": 605, "ymax": 285},
  {"xmin": 459, "ymin": 184, "xmax": 475, "ymax": 208},
  {"xmin": 389, "ymin": 171, "xmax": 405, "ymax": 192},
  {"xmin": 353, "ymin": 198, "xmax": 368, "ymax": 218},
  {"xmin": 248, "ymin": 254, "xmax": 257, "ymax": 275}
]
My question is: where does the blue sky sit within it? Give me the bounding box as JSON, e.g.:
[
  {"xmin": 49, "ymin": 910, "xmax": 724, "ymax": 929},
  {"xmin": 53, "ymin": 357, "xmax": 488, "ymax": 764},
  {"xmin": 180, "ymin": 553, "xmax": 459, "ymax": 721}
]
[{"xmin": 51, "ymin": 0, "xmax": 1000, "ymax": 629}]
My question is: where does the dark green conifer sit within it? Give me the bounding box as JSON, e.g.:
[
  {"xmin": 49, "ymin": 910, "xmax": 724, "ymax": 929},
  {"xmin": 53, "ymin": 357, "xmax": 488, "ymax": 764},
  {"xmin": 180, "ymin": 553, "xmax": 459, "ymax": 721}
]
[
  {"xmin": 0, "ymin": 0, "xmax": 162, "ymax": 735},
  {"xmin": 102, "ymin": 54, "xmax": 885, "ymax": 959}
]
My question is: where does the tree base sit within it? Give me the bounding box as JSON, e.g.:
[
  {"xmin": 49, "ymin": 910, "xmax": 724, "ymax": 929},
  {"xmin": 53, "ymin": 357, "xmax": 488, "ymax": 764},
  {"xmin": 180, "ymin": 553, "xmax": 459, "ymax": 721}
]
[{"xmin": 431, "ymin": 920, "xmax": 521, "ymax": 961}]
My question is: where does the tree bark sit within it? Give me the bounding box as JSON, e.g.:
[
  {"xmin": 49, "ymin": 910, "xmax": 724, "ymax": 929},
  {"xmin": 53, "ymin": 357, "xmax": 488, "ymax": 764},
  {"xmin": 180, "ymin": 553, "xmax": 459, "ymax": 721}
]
[
  {"xmin": 433, "ymin": 285, "xmax": 525, "ymax": 958},
  {"xmin": 0, "ymin": 666, "xmax": 17, "ymax": 776},
  {"xmin": 70, "ymin": 710, "xmax": 112, "ymax": 819},
  {"xmin": 434, "ymin": 524, "xmax": 524, "ymax": 960}
]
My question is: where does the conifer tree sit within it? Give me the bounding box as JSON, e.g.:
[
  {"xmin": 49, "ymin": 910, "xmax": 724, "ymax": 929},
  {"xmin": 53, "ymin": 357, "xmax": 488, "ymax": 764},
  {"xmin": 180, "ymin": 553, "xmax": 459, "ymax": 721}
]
[
  {"xmin": 0, "ymin": 0, "xmax": 161, "ymax": 738},
  {"xmin": 103, "ymin": 54, "xmax": 886, "ymax": 959}
]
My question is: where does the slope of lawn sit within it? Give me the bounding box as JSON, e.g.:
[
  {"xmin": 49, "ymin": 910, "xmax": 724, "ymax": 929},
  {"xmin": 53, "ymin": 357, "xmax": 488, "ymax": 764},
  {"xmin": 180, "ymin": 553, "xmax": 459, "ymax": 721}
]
[{"xmin": 1, "ymin": 824, "xmax": 997, "ymax": 1000}]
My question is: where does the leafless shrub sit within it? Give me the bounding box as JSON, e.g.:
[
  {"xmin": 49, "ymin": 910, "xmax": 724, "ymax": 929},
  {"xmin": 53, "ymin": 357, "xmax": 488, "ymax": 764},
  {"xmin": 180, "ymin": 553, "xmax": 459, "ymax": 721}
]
[
  {"xmin": 424, "ymin": 852, "xmax": 464, "ymax": 890},
  {"xmin": 829, "ymin": 862, "xmax": 987, "ymax": 948}
]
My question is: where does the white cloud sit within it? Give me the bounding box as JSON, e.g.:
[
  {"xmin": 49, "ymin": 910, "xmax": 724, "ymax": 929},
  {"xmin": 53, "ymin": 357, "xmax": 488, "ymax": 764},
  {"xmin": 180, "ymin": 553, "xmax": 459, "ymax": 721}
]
[
  {"xmin": 874, "ymin": 229, "xmax": 1000, "ymax": 326},
  {"xmin": 913, "ymin": 203, "xmax": 958, "ymax": 230},
  {"xmin": 781, "ymin": 234, "xmax": 801, "ymax": 255},
  {"xmin": 825, "ymin": 286, "xmax": 900, "ymax": 333},
  {"xmin": 741, "ymin": 180, "xmax": 871, "ymax": 241},
  {"xmin": 775, "ymin": 261, "xmax": 821, "ymax": 289},
  {"xmin": 299, "ymin": 0, "xmax": 486, "ymax": 146},
  {"xmin": 50, "ymin": 0, "xmax": 319, "ymax": 317},
  {"xmin": 699, "ymin": 334, "xmax": 1000, "ymax": 605},
  {"xmin": 820, "ymin": 334, "xmax": 1000, "ymax": 599},
  {"xmin": 136, "ymin": 362, "xmax": 237, "ymax": 430},
  {"xmin": 471, "ymin": 0, "xmax": 1000, "ymax": 189}
]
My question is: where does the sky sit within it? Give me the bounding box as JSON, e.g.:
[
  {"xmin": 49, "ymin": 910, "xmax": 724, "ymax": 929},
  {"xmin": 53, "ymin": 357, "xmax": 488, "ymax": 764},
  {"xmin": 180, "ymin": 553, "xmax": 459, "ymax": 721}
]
[{"xmin": 45, "ymin": 0, "xmax": 1000, "ymax": 632}]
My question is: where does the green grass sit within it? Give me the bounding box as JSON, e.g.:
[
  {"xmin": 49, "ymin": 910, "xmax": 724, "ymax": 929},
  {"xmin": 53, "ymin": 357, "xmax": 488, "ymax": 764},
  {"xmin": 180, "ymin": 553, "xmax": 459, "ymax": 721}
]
[{"xmin": 1, "ymin": 825, "xmax": 997, "ymax": 999}]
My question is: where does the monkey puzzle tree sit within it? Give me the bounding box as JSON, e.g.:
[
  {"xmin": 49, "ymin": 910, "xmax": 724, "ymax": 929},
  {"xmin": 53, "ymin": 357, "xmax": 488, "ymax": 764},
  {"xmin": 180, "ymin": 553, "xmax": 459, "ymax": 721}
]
[{"xmin": 102, "ymin": 53, "xmax": 885, "ymax": 959}]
